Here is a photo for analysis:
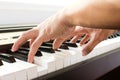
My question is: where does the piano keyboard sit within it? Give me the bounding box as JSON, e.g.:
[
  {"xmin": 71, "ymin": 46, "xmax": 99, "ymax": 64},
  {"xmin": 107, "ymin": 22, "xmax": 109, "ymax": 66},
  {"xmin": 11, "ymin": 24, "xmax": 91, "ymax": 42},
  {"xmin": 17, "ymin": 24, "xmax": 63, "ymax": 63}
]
[{"xmin": 0, "ymin": 32, "xmax": 120, "ymax": 80}]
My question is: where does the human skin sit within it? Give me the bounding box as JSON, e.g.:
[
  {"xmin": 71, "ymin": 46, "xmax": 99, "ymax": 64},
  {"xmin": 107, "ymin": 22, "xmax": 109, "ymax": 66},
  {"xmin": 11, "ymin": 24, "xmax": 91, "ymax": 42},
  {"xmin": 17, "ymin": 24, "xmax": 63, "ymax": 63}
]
[{"xmin": 12, "ymin": 0, "xmax": 119, "ymax": 63}]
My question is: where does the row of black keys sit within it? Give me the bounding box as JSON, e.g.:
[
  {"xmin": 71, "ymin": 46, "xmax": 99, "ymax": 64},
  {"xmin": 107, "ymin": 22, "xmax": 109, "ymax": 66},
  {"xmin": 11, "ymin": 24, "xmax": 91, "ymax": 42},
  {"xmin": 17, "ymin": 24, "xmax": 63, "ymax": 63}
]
[
  {"xmin": 0, "ymin": 41, "xmax": 79, "ymax": 66},
  {"xmin": 0, "ymin": 33, "xmax": 120, "ymax": 66}
]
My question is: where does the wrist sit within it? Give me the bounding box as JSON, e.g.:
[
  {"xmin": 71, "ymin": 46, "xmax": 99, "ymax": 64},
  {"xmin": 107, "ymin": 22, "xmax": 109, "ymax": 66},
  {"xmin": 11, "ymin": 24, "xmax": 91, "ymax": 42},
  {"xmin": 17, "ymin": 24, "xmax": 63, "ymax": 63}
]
[{"xmin": 56, "ymin": 8, "xmax": 74, "ymax": 27}]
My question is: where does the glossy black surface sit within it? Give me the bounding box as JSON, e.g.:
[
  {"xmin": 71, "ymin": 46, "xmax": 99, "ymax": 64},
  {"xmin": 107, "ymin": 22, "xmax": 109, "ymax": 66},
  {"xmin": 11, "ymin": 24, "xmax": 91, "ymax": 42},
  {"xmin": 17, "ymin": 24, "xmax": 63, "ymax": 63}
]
[
  {"xmin": 0, "ymin": 59, "xmax": 3, "ymax": 66},
  {"xmin": 39, "ymin": 46, "xmax": 55, "ymax": 53},
  {"xmin": 0, "ymin": 53, "xmax": 16, "ymax": 63},
  {"xmin": 63, "ymin": 42, "xmax": 78, "ymax": 47},
  {"xmin": 19, "ymin": 47, "xmax": 42, "ymax": 57}
]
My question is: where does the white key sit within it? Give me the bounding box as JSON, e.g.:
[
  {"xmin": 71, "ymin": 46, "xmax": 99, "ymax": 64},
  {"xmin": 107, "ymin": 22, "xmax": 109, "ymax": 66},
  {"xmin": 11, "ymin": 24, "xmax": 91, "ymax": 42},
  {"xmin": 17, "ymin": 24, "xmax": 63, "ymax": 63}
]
[
  {"xmin": 0, "ymin": 62, "xmax": 15, "ymax": 80},
  {"xmin": 57, "ymin": 51, "xmax": 71, "ymax": 67},
  {"xmin": 37, "ymin": 66, "xmax": 47, "ymax": 77},
  {"xmin": 15, "ymin": 59, "xmax": 38, "ymax": 80},
  {"xmin": 34, "ymin": 54, "xmax": 55, "ymax": 73},
  {"xmin": 77, "ymin": 36, "xmax": 120, "ymax": 61},
  {"xmin": 35, "ymin": 51, "xmax": 65, "ymax": 72},
  {"xmin": 0, "ymin": 61, "xmax": 27, "ymax": 80}
]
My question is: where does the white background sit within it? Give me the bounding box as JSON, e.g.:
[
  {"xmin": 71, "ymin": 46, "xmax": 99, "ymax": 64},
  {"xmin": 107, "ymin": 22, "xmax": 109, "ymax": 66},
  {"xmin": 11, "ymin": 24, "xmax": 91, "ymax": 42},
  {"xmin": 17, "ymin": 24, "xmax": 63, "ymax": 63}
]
[{"xmin": 0, "ymin": 0, "xmax": 78, "ymax": 26}]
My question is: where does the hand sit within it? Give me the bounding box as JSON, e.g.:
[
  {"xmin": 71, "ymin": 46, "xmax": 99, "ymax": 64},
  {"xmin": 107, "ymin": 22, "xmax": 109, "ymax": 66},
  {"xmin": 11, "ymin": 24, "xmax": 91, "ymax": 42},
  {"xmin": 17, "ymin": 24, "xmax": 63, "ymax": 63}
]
[
  {"xmin": 70, "ymin": 26, "xmax": 117, "ymax": 56},
  {"xmin": 11, "ymin": 12, "xmax": 75, "ymax": 63}
]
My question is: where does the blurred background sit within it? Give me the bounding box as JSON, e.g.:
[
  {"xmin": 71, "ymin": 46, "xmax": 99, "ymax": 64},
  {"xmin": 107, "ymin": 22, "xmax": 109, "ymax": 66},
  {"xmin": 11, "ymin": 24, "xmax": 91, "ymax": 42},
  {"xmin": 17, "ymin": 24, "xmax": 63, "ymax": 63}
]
[{"xmin": 0, "ymin": 0, "xmax": 77, "ymax": 27}]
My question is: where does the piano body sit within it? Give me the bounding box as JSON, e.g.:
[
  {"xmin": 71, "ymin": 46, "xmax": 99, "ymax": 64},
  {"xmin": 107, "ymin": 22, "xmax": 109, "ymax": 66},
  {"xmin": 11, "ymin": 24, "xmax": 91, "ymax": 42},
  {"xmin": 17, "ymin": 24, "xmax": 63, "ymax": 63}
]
[{"xmin": 0, "ymin": 1, "xmax": 120, "ymax": 80}]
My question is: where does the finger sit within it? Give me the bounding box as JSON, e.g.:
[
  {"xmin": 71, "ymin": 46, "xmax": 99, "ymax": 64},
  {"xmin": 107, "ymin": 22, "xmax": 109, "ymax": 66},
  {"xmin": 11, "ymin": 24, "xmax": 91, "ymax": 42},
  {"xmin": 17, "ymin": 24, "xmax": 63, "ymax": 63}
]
[
  {"xmin": 80, "ymin": 34, "xmax": 90, "ymax": 45},
  {"xmin": 12, "ymin": 28, "xmax": 38, "ymax": 51},
  {"xmin": 70, "ymin": 35, "xmax": 80, "ymax": 43},
  {"xmin": 11, "ymin": 34, "xmax": 28, "ymax": 52},
  {"xmin": 53, "ymin": 38, "xmax": 65, "ymax": 49},
  {"xmin": 28, "ymin": 36, "xmax": 43, "ymax": 63},
  {"xmin": 82, "ymin": 37, "xmax": 101, "ymax": 56},
  {"xmin": 29, "ymin": 39, "xmax": 35, "ymax": 47}
]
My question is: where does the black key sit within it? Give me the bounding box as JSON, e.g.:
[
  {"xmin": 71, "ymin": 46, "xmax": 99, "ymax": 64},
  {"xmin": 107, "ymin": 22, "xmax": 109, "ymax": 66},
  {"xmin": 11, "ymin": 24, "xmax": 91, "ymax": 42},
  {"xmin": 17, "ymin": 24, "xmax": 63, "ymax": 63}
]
[
  {"xmin": 116, "ymin": 34, "xmax": 120, "ymax": 36},
  {"xmin": 47, "ymin": 40, "xmax": 54, "ymax": 43},
  {"xmin": 12, "ymin": 52, "xmax": 27, "ymax": 61},
  {"xmin": 63, "ymin": 42, "xmax": 78, "ymax": 47},
  {"xmin": 12, "ymin": 36, "xmax": 19, "ymax": 39},
  {"xmin": 6, "ymin": 50, "xmax": 27, "ymax": 61},
  {"xmin": 0, "ymin": 53, "xmax": 16, "ymax": 63},
  {"xmin": 42, "ymin": 43, "xmax": 69, "ymax": 50},
  {"xmin": 113, "ymin": 34, "xmax": 117, "ymax": 38},
  {"xmin": 16, "ymin": 50, "xmax": 28, "ymax": 56},
  {"xmin": 76, "ymin": 39, "xmax": 81, "ymax": 43},
  {"xmin": 108, "ymin": 36, "xmax": 111, "ymax": 39},
  {"xmin": 19, "ymin": 47, "xmax": 42, "ymax": 57},
  {"xmin": 116, "ymin": 33, "xmax": 120, "ymax": 36},
  {"xmin": 0, "ymin": 59, "xmax": 3, "ymax": 66},
  {"xmin": 39, "ymin": 46, "xmax": 55, "ymax": 53},
  {"xmin": 41, "ymin": 43, "xmax": 53, "ymax": 47},
  {"xmin": 59, "ymin": 44, "xmax": 69, "ymax": 50}
]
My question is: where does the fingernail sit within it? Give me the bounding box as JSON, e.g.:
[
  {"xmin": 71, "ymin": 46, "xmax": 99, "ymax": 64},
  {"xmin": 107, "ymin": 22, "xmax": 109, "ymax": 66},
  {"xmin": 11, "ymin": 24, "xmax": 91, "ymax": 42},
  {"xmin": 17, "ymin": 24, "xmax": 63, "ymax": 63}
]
[
  {"xmin": 28, "ymin": 59, "xmax": 33, "ymax": 63},
  {"xmin": 11, "ymin": 49, "xmax": 15, "ymax": 52},
  {"xmin": 82, "ymin": 50, "xmax": 88, "ymax": 56}
]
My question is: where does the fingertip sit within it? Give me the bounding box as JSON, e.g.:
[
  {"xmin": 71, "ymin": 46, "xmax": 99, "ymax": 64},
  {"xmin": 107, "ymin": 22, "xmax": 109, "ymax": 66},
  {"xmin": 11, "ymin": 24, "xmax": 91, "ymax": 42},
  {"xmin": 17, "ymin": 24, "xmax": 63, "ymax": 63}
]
[
  {"xmin": 28, "ymin": 53, "xmax": 34, "ymax": 63},
  {"xmin": 82, "ymin": 45, "xmax": 92, "ymax": 56},
  {"xmin": 82, "ymin": 49, "xmax": 89, "ymax": 56},
  {"xmin": 11, "ymin": 44, "xmax": 18, "ymax": 52}
]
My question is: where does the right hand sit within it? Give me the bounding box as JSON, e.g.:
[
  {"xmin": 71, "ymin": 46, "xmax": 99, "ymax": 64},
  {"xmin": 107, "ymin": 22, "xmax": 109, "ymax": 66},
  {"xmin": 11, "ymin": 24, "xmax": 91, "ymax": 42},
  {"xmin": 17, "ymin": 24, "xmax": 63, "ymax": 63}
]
[{"xmin": 11, "ymin": 12, "xmax": 75, "ymax": 63}]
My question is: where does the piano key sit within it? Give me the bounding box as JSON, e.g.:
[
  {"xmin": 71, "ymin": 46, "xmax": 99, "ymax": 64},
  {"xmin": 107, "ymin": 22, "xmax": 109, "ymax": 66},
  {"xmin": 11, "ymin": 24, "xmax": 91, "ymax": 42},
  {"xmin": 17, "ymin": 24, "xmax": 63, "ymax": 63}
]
[
  {"xmin": 3, "ymin": 51, "xmax": 39, "ymax": 79},
  {"xmin": 39, "ymin": 46, "xmax": 70, "ymax": 68},
  {"xmin": 77, "ymin": 35, "xmax": 120, "ymax": 62},
  {"xmin": 39, "ymin": 46, "xmax": 55, "ymax": 53},
  {"xmin": 42, "ymin": 43, "xmax": 69, "ymax": 50},
  {"xmin": 37, "ymin": 66, "xmax": 48, "ymax": 77},
  {"xmin": 40, "ymin": 42, "xmax": 71, "ymax": 67},
  {"xmin": 19, "ymin": 47, "xmax": 42, "ymax": 57},
  {"xmin": 11, "ymin": 52, "xmax": 28, "ymax": 61},
  {"xmin": 5, "ymin": 50, "xmax": 27, "ymax": 61},
  {"xmin": 34, "ymin": 49, "xmax": 67, "ymax": 71},
  {"xmin": 1, "ymin": 57, "xmax": 38, "ymax": 80},
  {"xmin": 0, "ymin": 64, "xmax": 16, "ymax": 80},
  {"xmin": 9, "ymin": 51, "xmax": 49, "ymax": 79},
  {"xmin": 8, "ymin": 47, "xmax": 51, "ymax": 75},
  {"xmin": 44, "ymin": 42, "xmax": 79, "ymax": 66},
  {"xmin": 55, "ymin": 50, "xmax": 71, "ymax": 67},
  {"xmin": 0, "ymin": 60, "xmax": 28, "ymax": 80},
  {"xmin": 63, "ymin": 42, "xmax": 78, "ymax": 47},
  {"xmin": 0, "ymin": 53, "xmax": 16, "ymax": 63},
  {"xmin": 14, "ymin": 59, "xmax": 38, "ymax": 80},
  {"xmin": 59, "ymin": 44, "xmax": 69, "ymax": 50},
  {"xmin": 62, "ymin": 43, "xmax": 82, "ymax": 64},
  {"xmin": 116, "ymin": 33, "xmax": 120, "ymax": 36},
  {"xmin": 34, "ymin": 55, "xmax": 56, "ymax": 73},
  {"xmin": 59, "ymin": 48, "xmax": 80, "ymax": 65},
  {"xmin": 0, "ymin": 59, "xmax": 3, "ymax": 66}
]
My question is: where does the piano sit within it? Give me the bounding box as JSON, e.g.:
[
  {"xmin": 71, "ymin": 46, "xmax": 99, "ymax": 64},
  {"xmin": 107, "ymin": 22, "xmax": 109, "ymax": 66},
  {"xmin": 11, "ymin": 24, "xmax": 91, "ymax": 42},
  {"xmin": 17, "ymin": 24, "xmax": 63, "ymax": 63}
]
[{"xmin": 0, "ymin": 1, "xmax": 120, "ymax": 80}]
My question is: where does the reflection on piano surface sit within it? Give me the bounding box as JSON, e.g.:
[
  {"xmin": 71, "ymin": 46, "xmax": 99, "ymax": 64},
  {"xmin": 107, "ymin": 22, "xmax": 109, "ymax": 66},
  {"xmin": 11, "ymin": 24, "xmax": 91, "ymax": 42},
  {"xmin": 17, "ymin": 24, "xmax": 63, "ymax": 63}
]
[{"xmin": 0, "ymin": 27, "xmax": 120, "ymax": 80}]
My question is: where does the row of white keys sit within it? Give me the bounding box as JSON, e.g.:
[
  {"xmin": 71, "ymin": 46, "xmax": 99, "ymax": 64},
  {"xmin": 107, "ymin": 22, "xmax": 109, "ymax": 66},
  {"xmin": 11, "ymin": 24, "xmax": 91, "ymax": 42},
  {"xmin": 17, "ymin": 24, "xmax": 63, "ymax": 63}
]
[
  {"xmin": 0, "ymin": 58, "xmax": 38, "ymax": 80},
  {"xmin": 76, "ymin": 36, "xmax": 120, "ymax": 62},
  {"xmin": 34, "ymin": 51, "xmax": 64, "ymax": 73},
  {"xmin": 34, "ymin": 48, "xmax": 78, "ymax": 77},
  {"xmin": 2, "ymin": 36, "xmax": 119, "ymax": 80}
]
